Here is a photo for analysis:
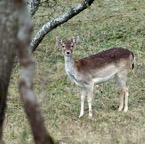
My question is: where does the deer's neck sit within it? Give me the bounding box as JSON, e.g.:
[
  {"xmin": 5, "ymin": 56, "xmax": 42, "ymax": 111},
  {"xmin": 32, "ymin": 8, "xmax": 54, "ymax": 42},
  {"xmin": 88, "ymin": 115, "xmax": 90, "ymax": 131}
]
[
  {"xmin": 64, "ymin": 55, "xmax": 85, "ymax": 87},
  {"xmin": 64, "ymin": 56, "xmax": 76, "ymax": 76},
  {"xmin": 64, "ymin": 55, "xmax": 80, "ymax": 85}
]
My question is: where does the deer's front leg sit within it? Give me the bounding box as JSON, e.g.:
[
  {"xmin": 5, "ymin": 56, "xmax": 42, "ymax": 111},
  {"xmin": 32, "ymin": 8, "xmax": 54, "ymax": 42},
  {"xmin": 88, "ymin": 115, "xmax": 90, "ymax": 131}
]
[
  {"xmin": 87, "ymin": 84, "xmax": 94, "ymax": 118},
  {"xmin": 79, "ymin": 87, "xmax": 86, "ymax": 118}
]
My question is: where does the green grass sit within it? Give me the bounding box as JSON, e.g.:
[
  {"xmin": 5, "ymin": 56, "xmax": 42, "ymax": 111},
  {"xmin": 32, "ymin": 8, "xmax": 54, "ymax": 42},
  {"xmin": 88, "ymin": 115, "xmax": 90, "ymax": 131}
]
[{"xmin": 4, "ymin": 0, "xmax": 145, "ymax": 143}]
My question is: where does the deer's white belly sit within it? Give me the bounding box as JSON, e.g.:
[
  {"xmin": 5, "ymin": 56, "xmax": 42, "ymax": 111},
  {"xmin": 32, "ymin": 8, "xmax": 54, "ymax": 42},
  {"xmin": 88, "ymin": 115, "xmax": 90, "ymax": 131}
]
[
  {"xmin": 93, "ymin": 65, "xmax": 118, "ymax": 84},
  {"xmin": 93, "ymin": 74, "xmax": 114, "ymax": 84}
]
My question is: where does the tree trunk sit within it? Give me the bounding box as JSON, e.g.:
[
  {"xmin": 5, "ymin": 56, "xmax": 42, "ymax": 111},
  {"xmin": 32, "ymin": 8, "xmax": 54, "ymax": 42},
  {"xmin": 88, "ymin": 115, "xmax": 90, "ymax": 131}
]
[
  {"xmin": 16, "ymin": 0, "xmax": 55, "ymax": 143},
  {"xmin": 0, "ymin": 0, "xmax": 54, "ymax": 143},
  {"xmin": 0, "ymin": 1, "xmax": 18, "ymax": 143},
  {"xmin": 18, "ymin": 0, "xmax": 54, "ymax": 144}
]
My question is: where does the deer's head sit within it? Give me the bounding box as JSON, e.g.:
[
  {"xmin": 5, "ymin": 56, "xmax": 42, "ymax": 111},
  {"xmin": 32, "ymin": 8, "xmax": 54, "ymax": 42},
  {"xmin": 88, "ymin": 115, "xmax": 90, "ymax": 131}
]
[{"xmin": 56, "ymin": 36, "xmax": 79, "ymax": 57}]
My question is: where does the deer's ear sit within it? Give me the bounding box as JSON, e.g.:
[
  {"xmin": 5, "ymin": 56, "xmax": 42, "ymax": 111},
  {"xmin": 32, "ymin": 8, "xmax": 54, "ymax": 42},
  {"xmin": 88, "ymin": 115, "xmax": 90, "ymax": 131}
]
[
  {"xmin": 72, "ymin": 36, "xmax": 79, "ymax": 45},
  {"xmin": 56, "ymin": 37, "xmax": 63, "ymax": 46}
]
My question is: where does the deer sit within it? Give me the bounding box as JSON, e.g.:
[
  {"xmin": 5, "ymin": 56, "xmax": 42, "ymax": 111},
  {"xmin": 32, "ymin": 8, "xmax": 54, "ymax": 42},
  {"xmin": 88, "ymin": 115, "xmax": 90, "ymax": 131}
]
[{"xmin": 56, "ymin": 36, "xmax": 134, "ymax": 118}]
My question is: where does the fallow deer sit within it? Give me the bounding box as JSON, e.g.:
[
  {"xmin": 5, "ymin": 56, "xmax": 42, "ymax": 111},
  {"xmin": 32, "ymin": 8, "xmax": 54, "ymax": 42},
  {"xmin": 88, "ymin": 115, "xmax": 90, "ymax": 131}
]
[{"xmin": 56, "ymin": 36, "xmax": 134, "ymax": 118}]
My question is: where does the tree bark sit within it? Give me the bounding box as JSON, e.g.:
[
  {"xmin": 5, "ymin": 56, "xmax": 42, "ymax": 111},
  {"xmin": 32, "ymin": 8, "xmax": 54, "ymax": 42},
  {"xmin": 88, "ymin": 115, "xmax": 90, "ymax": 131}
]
[
  {"xmin": 0, "ymin": 0, "xmax": 54, "ymax": 143},
  {"xmin": 27, "ymin": 0, "xmax": 40, "ymax": 16},
  {"xmin": 0, "ymin": 1, "xmax": 18, "ymax": 143},
  {"xmin": 30, "ymin": 0, "xmax": 95, "ymax": 52},
  {"xmin": 16, "ymin": 0, "xmax": 55, "ymax": 144}
]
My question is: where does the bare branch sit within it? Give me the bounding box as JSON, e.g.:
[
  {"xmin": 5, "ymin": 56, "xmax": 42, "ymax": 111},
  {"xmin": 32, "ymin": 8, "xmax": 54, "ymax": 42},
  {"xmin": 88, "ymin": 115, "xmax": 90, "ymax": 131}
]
[
  {"xmin": 30, "ymin": 0, "xmax": 95, "ymax": 52},
  {"xmin": 27, "ymin": 0, "xmax": 40, "ymax": 16}
]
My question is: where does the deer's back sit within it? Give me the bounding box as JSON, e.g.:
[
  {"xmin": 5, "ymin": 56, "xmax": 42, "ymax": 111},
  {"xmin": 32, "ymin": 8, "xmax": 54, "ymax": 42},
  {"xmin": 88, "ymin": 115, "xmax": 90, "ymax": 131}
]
[{"xmin": 75, "ymin": 48, "xmax": 134, "ymax": 71}]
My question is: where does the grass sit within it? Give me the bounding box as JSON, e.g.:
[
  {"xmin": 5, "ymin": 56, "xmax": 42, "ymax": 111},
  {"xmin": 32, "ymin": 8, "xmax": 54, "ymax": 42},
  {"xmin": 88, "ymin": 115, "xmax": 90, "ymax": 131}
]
[{"xmin": 4, "ymin": 0, "xmax": 145, "ymax": 143}]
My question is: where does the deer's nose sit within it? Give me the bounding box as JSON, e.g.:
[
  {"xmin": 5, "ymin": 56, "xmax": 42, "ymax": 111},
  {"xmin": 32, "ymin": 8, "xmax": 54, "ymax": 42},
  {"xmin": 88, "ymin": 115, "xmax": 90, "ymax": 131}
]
[{"xmin": 66, "ymin": 51, "xmax": 70, "ymax": 54}]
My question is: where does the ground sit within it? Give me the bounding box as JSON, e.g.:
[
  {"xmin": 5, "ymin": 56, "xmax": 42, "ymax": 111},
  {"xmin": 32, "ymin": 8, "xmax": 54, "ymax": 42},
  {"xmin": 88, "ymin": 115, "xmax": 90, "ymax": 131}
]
[{"xmin": 4, "ymin": 0, "xmax": 145, "ymax": 143}]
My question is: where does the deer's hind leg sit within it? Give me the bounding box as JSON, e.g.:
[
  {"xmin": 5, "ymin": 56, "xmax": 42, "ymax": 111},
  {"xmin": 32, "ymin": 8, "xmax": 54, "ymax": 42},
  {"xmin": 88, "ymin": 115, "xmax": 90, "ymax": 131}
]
[{"xmin": 116, "ymin": 71, "xmax": 129, "ymax": 112}]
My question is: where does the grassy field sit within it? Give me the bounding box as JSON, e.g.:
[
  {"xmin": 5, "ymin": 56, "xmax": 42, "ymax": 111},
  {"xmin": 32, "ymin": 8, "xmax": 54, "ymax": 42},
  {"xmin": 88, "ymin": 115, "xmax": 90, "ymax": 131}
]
[{"xmin": 4, "ymin": 0, "xmax": 145, "ymax": 143}]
